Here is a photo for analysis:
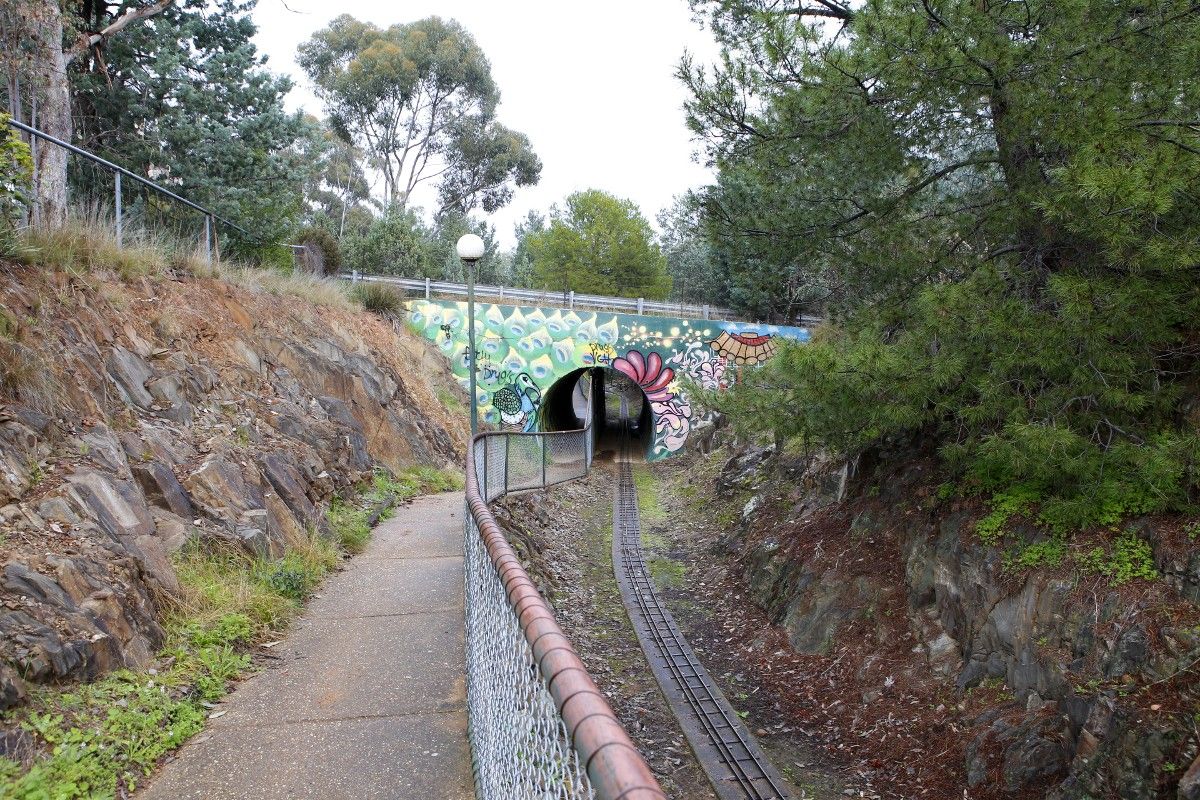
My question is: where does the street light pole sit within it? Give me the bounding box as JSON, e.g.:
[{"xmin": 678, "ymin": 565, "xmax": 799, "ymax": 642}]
[{"xmin": 456, "ymin": 234, "xmax": 486, "ymax": 437}]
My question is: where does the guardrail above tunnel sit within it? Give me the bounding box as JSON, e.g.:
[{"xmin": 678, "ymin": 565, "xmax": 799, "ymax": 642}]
[{"xmin": 343, "ymin": 272, "xmax": 823, "ymax": 327}]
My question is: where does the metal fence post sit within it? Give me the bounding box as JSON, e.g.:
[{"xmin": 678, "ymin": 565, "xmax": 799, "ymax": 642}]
[
  {"xmin": 114, "ymin": 171, "xmax": 122, "ymax": 247},
  {"xmin": 637, "ymin": 297, "xmax": 644, "ymax": 314},
  {"xmin": 504, "ymin": 435, "xmax": 510, "ymax": 493},
  {"xmin": 204, "ymin": 215, "xmax": 212, "ymax": 266},
  {"xmin": 498, "ymin": 285, "xmax": 504, "ymax": 301},
  {"xmin": 542, "ymin": 435, "xmax": 547, "ymax": 487},
  {"xmin": 425, "ymin": 277, "xmax": 432, "ymax": 299},
  {"xmin": 569, "ymin": 290, "xmax": 575, "ymax": 310}
]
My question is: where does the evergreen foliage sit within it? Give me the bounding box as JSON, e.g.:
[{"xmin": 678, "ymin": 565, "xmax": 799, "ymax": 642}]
[
  {"xmin": 657, "ymin": 192, "xmax": 729, "ymax": 306},
  {"xmin": 298, "ymin": 15, "xmax": 540, "ymax": 214},
  {"xmin": 342, "ymin": 209, "xmax": 436, "ymax": 278},
  {"xmin": 689, "ymin": 0, "xmax": 1200, "ymax": 530},
  {"xmin": 0, "ymin": 116, "xmax": 32, "ymax": 247},
  {"xmin": 69, "ymin": 0, "xmax": 318, "ymax": 248}
]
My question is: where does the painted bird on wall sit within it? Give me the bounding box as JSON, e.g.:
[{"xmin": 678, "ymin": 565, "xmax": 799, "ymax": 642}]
[{"xmin": 491, "ymin": 372, "xmax": 541, "ymax": 432}]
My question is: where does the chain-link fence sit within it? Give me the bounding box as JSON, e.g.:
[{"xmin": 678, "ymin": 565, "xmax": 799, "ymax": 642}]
[{"xmin": 464, "ymin": 389, "xmax": 662, "ymax": 800}]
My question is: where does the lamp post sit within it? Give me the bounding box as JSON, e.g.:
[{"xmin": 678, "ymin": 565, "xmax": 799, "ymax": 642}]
[{"xmin": 456, "ymin": 233, "xmax": 485, "ymax": 436}]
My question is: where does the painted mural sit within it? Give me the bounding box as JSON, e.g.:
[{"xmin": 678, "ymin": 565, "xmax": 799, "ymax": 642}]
[{"xmin": 405, "ymin": 299, "xmax": 811, "ymax": 459}]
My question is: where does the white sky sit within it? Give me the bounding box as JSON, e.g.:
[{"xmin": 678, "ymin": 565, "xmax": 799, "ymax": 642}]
[{"xmin": 250, "ymin": 0, "xmax": 720, "ymax": 248}]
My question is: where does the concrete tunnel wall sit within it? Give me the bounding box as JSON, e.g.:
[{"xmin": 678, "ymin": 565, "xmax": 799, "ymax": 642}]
[{"xmin": 404, "ymin": 299, "xmax": 812, "ymax": 460}]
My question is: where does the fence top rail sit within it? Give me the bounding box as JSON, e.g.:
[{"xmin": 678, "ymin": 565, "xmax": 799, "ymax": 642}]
[
  {"xmin": 346, "ymin": 273, "xmax": 821, "ymax": 326},
  {"xmin": 8, "ymin": 118, "xmax": 253, "ymax": 238},
  {"xmin": 463, "ymin": 395, "xmax": 666, "ymax": 799}
]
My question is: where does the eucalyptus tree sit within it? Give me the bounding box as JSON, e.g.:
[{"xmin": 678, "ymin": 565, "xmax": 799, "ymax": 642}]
[
  {"xmin": 304, "ymin": 121, "xmax": 377, "ymax": 236},
  {"xmin": 656, "ymin": 192, "xmax": 728, "ymax": 307},
  {"xmin": 2, "ymin": 0, "xmax": 174, "ymax": 223},
  {"xmin": 298, "ymin": 15, "xmax": 541, "ymax": 214}
]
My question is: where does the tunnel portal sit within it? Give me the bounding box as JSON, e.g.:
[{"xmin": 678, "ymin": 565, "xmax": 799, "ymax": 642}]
[{"xmin": 539, "ymin": 368, "xmax": 654, "ymax": 460}]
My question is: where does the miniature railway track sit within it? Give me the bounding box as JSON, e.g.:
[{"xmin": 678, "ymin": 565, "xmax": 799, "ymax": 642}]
[{"xmin": 612, "ymin": 422, "xmax": 791, "ymax": 800}]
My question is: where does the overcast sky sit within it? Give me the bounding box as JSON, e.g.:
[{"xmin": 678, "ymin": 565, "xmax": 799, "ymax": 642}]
[{"xmin": 250, "ymin": 0, "xmax": 720, "ymax": 247}]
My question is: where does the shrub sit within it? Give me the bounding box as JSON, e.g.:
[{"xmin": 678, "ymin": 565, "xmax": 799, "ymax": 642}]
[
  {"xmin": 0, "ymin": 114, "xmax": 32, "ymax": 253},
  {"xmin": 296, "ymin": 225, "xmax": 341, "ymax": 274},
  {"xmin": 352, "ymin": 282, "xmax": 405, "ymax": 316}
]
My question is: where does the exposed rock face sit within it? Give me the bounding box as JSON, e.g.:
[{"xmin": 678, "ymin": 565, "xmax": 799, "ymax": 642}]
[
  {"xmin": 0, "ymin": 264, "xmax": 467, "ymax": 708},
  {"xmin": 710, "ymin": 440, "xmax": 1200, "ymax": 798}
]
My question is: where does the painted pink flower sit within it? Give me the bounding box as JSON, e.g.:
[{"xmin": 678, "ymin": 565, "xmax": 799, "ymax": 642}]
[{"xmin": 612, "ymin": 350, "xmax": 675, "ymax": 402}]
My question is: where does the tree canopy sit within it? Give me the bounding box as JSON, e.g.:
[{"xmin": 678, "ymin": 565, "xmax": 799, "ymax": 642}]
[
  {"xmin": 527, "ymin": 189, "xmax": 672, "ymax": 300},
  {"xmin": 73, "ymin": 0, "xmax": 317, "ymax": 245},
  {"xmin": 687, "ymin": 0, "xmax": 1200, "ymax": 529},
  {"xmin": 4, "ymin": 0, "xmax": 318, "ymax": 245},
  {"xmin": 298, "ymin": 15, "xmax": 541, "ymax": 214}
]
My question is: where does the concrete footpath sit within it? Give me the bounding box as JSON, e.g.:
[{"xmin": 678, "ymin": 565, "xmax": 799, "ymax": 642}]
[{"xmin": 139, "ymin": 492, "xmax": 475, "ymax": 800}]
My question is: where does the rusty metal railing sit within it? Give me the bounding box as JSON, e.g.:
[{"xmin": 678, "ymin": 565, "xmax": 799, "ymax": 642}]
[{"xmin": 463, "ymin": 388, "xmax": 665, "ymax": 799}]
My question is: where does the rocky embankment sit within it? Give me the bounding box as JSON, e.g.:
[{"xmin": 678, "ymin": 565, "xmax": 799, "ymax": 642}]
[
  {"xmin": 0, "ymin": 262, "xmax": 465, "ymax": 708},
  {"xmin": 697, "ymin": 435, "xmax": 1200, "ymax": 799}
]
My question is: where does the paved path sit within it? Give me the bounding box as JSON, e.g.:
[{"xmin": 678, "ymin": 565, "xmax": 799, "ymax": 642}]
[{"xmin": 140, "ymin": 492, "xmax": 475, "ymax": 800}]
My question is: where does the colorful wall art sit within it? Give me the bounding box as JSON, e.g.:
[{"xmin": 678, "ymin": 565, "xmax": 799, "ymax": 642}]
[{"xmin": 405, "ymin": 299, "xmax": 810, "ymax": 459}]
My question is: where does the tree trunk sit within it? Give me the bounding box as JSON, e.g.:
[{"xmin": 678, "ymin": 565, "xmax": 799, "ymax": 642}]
[
  {"xmin": 29, "ymin": 2, "xmax": 70, "ymax": 226},
  {"xmin": 989, "ymin": 85, "xmax": 1051, "ymax": 294}
]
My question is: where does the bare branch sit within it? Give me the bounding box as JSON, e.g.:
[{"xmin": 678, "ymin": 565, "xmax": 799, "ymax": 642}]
[{"xmin": 68, "ymin": 0, "xmax": 174, "ymax": 64}]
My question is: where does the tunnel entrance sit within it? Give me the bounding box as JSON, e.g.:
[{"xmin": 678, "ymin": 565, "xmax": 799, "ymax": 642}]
[{"xmin": 539, "ymin": 368, "xmax": 654, "ymax": 460}]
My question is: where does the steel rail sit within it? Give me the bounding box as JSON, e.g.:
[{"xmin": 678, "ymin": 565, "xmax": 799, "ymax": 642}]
[
  {"xmin": 344, "ymin": 273, "xmax": 823, "ymax": 327},
  {"xmin": 464, "ymin": 387, "xmax": 666, "ymax": 799},
  {"xmin": 613, "ymin": 426, "xmax": 790, "ymax": 800}
]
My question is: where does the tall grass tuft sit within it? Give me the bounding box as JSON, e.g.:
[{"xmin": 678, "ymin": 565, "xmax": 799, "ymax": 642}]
[
  {"xmin": 351, "ymin": 282, "xmax": 405, "ymax": 316},
  {"xmin": 13, "ymin": 206, "xmax": 212, "ymax": 279}
]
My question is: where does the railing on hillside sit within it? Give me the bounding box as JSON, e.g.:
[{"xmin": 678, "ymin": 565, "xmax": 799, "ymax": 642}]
[
  {"xmin": 8, "ymin": 119, "xmax": 255, "ymax": 265},
  {"xmin": 347, "ymin": 272, "xmax": 822, "ymax": 327},
  {"xmin": 464, "ymin": 392, "xmax": 665, "ymax": 799}
]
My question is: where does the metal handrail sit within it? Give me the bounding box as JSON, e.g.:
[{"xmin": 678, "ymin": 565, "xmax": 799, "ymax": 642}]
[
  {"xmin": 464, "ymin": 386, "xmax": 666, "ymax": 799},
  {"xmin": 8, "ymin": 118, "xmax": 251, "ymax": 237}
]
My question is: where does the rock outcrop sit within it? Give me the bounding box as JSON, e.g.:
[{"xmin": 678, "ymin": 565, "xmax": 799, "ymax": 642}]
[
  {"xmin": 0, "ymin": 264, "xmax": 466, "ymax": 707},
  {"xmin": 706, "ymin": 438, "xmax": 1200, "ymax": 799}
]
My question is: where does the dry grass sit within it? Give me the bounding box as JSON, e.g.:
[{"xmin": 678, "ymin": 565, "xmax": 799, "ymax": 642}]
[
  {"xmin": 9, "ymin": 209, "xmax": 357, "ymax": 312},
  {"xmin": 351, "ymin": 282, "xmax": 405, "ymax": 316},
  {"xmin": 11, "ymin": 208, "xmax": 212, "ymax": 280},
  {"xmin": 221, "ymin": 267, "xmax": 355, "ymax": 311},
  {"xmin": 0, "ymin": 303, "xmax": 62, "ymax": 413}
]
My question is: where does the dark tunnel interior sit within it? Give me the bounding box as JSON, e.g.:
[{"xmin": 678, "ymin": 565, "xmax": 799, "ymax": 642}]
[{"xmin": 538, "ymin": 368, "xmax": 654, "ymax": 459}]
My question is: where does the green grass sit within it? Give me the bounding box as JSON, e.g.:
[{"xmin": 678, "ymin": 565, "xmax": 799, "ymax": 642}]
[
  {"xmin": 633, "ymin": 465, "xmax": 665, "ymax": 525},
  {"xmin": 0, "ymin": 464, "xmax": 463, "ymax": 798},
  {"xmin": 436, "ymin": 388, "xmax": 466, "ymax": 414},
  {"xmin": 647, "ymin": 555, "xmax": 686, "ymax": 589},
  {"xmin": 326, "ymin": 466, "xmax": 464, "ymax": 555}
]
